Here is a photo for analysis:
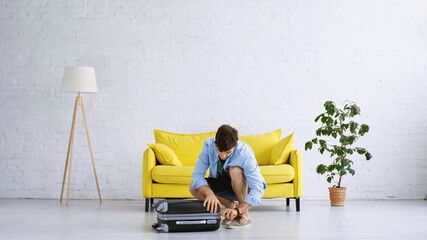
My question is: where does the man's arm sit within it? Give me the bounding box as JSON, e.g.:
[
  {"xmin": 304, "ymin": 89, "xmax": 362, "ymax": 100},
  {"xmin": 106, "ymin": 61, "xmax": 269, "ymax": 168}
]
[
  {"xmin": 192, "ymin": 141, "xmax": 210, "ymax": 189},
  {"xmin": 199, "ymin": 185, "xmax": 221, "ymax": 213},
  {"xmin": 191, "ymin": 140, "xmax": 221, "ymax": 213},
  {"xmin": 241, "ymin": 156, "xmax": 267, "ymax": 207},
  {"xmin": 198, "ymin": 185, "xmax": 214, "ymax": 196}
]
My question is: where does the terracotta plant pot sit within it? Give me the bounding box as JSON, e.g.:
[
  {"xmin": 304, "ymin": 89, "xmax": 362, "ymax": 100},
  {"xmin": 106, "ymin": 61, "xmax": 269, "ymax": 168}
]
[{"xmin": 329, "ymin": 187, "xmax": 347, "ymax": 206}]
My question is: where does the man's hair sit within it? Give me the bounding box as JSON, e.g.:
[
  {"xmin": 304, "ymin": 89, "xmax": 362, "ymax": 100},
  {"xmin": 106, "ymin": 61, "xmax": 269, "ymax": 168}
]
[{"xmin": 215, "ymin": 124, "xmax": 238, "ymax": 152}]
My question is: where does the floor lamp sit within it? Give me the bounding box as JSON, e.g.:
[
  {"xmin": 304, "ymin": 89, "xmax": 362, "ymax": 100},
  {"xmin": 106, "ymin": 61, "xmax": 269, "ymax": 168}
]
[{"xmin": 59, "ymin": 66, "xmax": 102, "ymax": 206}]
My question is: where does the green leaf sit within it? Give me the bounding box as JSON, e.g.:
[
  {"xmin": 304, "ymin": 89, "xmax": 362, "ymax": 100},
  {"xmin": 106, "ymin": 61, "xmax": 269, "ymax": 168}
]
[
  {"xmin": 334, "ymin": 107, "xmax": 339, "ymax": 116},
  {"xmin": 322, "ymin": 129, "xmax": 329, "ymax": 136},
  {"xmin": 327, "ymin": 106, "xmax": 335, "ymax": 116},
  {"xmin": 365, "ymin": 152, "xmax": 372, "ymax": 160},
  {"xmin": 342, "ymin": 158, "xmax": 353, "ymax": 167},
  {"xmin": 341, "ymin": 136, "xmax": 347, "ymax": 145},
  {"xmin": 356, "ymin": 147, "xmax": 366, "ymax": 154},
  {"xmin": 327, "ymin": 176, "xmax": 332, "ymax": 183},
  {"xmin": 332, "ymin": 132, "xmax": 337, "ymax": 138},
  {"xmin": 311, "ymin": 138, "xmax": 318, "ymax": 144},
  {"xmin": 359, "ymin": 124, "xmax": 370, "ymax": 136},
  {"xmin": 304, "ymin": 141, "xmax": 313, "ymax": 151},
  {"xmin": 321, "ymin": 116, "xmax": 327, "ymax": 124},
  {"xmin": 319, "ymin": 139, "xmax": 325, "ymax": 147},
  {"xmin": 351, "ymin": 135, "xmax": 357, "ymax": 144},
  {"xmin": 314, "ymin": 114, "xmax": 323, "ymax": 123},
  {"xmin": 341, "ymin": 123, "xmax": 349, "ymax": 131},
  {"xmin": 336, "ymin": 147, "xmax": 344, "ymax": 156},
  {"xmin": 350, "ymin": 104, "xmax": 361, "ymax": 116},
  {"xmin": 350, "ymin": 121, "xmax": 358, "ymax": 133},
  {"xmin": 327, "ymin": 117, "xmax": 334, "ymax": 125},
  {"xmin": 334, "ymin": 157, "xmax": 341, "ymax": 164},
  {"xmin": 327, "ymin": 165, "xmax": 336, "ymax": 172},
  {"xmin": 348, "ymin": 168, "xmax": 355, "ymax": 176},
  {"xmin": 319, "ymin": 147, "xmax": 325, "ymax": 154},
  {"xmin": 324, "ymin": 101, "xmax": 333, "ymax": 108},
  {"xmin": 324, "ymin": 101, "xmax": 336, "ymax": 115},
  {"xmin": 342, "ymin": 135, "xmax": 356, "ymax": 145},
  {"xmin": 317, "ymin": 164, "xmax": 327, "ymax": 174},
  {"xmin": 324, "ymin": 101, "xmax": 334, "ymax": 113}
]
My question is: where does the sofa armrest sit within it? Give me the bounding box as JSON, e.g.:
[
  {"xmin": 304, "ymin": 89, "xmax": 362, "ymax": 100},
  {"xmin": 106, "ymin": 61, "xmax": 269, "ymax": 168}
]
[
  {"xmin": 289, "ymin": 149, "xmax": 303, "ymax": 198},
  {"xmin": 143, "ymin": 147, "xmax": 156, "ymax": 198}
]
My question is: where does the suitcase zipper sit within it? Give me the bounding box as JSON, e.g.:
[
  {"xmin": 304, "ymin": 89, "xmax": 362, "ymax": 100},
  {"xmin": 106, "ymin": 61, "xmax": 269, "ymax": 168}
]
[{"xmin": 158, "ymin": 213, "xmax": 220, "ymax": 221}]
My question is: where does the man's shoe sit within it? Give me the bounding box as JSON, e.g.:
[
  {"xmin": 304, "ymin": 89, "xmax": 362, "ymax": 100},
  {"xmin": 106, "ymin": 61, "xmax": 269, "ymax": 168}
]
[
  {"xmin": 221, "ymin": 218, "xmax": 232, "ymax": 226},
  {"xmin": 226, "ymin": 216, "xmax": 251, "ymax": 229}
]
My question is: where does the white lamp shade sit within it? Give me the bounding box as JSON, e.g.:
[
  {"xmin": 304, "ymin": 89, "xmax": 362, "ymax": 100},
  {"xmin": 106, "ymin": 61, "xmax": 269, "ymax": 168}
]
[{"xmin": 61, "ymin": 66, "xmax": 98, "ymax": 93}]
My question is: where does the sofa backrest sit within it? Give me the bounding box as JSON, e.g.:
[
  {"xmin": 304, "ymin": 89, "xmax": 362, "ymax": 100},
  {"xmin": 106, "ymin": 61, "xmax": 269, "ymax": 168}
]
[
  {"xmin": 153, "ymin": 129, "xmax": 286, "ymax": 166},
  {"xmin": 239, "ymin": 129, "xmax": 281, "ymax": 166},
  {"xmin": 154, "ymin": 129, "xmax": 216, "ymax": 166}
]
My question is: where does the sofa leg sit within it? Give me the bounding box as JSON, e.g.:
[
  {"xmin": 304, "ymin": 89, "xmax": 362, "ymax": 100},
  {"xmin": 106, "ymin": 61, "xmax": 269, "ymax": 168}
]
[
  {"xmin": 145, "ymin": 198, "xmax": 149, "ymax": 212},
  {"xmin": 296, "ymin": 197, "xmax": 300, "ymax": 212},
  {"xmin": 286, "ymin": 198, "xmax": 290, "ymax": 206},
  {"xmin": 150, "ymin": 198, "xmax": 154, "ymax": 209}
]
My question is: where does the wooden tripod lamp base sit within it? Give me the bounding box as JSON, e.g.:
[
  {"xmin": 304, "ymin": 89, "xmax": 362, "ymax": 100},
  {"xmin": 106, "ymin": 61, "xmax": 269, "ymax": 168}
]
[{"xmin": 59, "ymin": 66, "xmax": 101, "ymax": 206}]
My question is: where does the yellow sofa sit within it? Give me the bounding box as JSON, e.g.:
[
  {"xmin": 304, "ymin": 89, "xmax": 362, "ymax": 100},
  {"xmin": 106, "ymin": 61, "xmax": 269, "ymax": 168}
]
[{"xmin": 143, "ymin": 129, "xmax": 303, "ymax": 211}]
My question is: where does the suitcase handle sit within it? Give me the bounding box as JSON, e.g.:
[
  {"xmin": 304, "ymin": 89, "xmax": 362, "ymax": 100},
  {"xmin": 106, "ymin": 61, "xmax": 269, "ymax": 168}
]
[{"xmin": 176, "ymin": 220, "xmax": 207, "ymax": 225}]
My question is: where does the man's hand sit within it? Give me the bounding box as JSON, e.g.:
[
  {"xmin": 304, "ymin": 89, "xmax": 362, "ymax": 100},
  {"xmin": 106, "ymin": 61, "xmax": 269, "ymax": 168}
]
[
  {"xmin": 203, "ymin": 193, "xmax": 221, "ymax": 213},
  {"xmin": 220, "ymin": 208, "xmax": 238, "ymax": 220}
]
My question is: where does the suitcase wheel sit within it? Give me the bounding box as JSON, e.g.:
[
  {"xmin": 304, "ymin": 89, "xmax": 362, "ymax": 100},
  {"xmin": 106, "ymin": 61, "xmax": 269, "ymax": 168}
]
[{"xmin": 152, "ymin": 222, "xmax": 168, "ymax": 233}]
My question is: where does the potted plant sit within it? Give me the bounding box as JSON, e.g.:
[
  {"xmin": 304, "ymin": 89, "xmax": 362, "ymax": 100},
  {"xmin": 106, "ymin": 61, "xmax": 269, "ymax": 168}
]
[{"xmin": 305, "ymin": 101, "xmax": 372, "ymax": 206}]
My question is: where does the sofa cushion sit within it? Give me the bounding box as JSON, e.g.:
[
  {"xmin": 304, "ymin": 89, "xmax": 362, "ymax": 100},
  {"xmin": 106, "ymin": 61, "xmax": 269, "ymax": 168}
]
[
  {"xmin": 147, "ymin": 143, "xmax": 182, "ymax": 166},
  {"xmin": 270, "ymin": 132, "xmax": 295, "ymax": 165},
  {"xmin": 152, "ymin": 165, "xmax": 293, "ymax": 185},
  {"xmin": 154, "ymin": 129, "xmax": 216, "ymax": 166},
  {"xmin": 259, "ymin": 164, "xmax": 295, "ymax": 183},
  {"xmin": 240, "ymin": 129, "xmax": 281, "ymax": 166},
  {"xmin": 152, "ymin": 165, "xmax": 209, "ymax": 184}
]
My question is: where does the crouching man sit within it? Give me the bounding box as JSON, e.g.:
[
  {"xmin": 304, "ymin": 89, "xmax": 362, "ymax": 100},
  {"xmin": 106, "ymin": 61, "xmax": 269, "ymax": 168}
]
[{"xmin": 189, "ymin": 124, "xmax": 267, "ymax": 229}]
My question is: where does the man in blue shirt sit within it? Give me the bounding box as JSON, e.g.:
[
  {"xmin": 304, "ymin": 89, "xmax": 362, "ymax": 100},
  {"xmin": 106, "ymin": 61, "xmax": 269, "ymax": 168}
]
[{"xmin": 189, "ymin": 125, "xmax": 267, "ymax": 228}]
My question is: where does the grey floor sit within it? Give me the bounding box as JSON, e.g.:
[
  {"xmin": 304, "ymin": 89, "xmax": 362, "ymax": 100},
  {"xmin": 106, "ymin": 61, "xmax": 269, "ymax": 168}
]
[{"xmin": 0, "ymin": 199, "xmax": 426, "ymax": 240}]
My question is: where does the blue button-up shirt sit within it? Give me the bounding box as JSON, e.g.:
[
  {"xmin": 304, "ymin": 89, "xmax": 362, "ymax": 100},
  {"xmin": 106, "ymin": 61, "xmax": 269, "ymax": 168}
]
[{"xmin": 192, "ymin": 137, "xmax": 267, "ymax": 206}]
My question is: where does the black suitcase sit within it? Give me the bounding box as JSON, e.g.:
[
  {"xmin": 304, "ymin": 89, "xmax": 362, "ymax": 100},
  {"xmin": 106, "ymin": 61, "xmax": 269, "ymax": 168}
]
[{"xmin": 152, "ymin": 199, "xmax": 221, "ymax": 233}]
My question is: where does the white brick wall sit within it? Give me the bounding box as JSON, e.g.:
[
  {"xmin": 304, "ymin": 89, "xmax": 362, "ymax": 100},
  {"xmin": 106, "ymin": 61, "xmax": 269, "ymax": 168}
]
[{"xmin": 0, "ymin": 0, "xmax": 426, "ymax": 200}]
